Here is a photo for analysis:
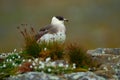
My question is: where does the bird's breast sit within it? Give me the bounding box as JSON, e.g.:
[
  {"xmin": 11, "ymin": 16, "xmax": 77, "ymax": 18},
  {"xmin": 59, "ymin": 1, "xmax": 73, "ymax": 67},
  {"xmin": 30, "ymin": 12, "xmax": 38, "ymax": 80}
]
[
  {"xmin": 57, "ymin": 25, "xmax": 66, "ymax": 33},
  {"xmin": 37, "ymin": 32, "xmax": 66, "ymax": 43}
]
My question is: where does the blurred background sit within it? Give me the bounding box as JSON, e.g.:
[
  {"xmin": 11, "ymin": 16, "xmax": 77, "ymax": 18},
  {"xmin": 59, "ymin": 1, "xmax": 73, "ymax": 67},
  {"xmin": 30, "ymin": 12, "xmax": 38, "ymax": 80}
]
[{"xmin": 0, "ymin": 0, "xmax": 120, "ymax": 52}]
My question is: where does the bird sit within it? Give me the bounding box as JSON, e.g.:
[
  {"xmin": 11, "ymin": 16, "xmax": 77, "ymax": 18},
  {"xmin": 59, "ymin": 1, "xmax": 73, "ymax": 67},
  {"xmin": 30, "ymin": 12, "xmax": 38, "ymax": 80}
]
[{"xmin": 35, "ymin": 16, "xmax": 68, "ymax": 43}]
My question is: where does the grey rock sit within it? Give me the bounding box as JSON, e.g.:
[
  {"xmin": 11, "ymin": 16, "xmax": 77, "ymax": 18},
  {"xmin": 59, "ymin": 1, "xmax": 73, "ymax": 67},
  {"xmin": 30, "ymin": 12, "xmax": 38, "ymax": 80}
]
[
  {"xmin": 87, "ymin": 48, "xmax": 120, "ymax": 56},
  {"xmin": 65, "ymin": 72, "xmax": 105, "ymax": 80},
  {"xmin": 7, "ymin": 71, "xmax": 106, "ymax": 80},
  {"xmin": 87, "ymin": 48, "xmax": 120, "ymax": 79},
  {"xmin": 7, "ymin": 72, "xmax": 61, "ymax": 80},
  {"xmin": 116, "ymin": 70, "xmax": 120, "ymax": 80}
]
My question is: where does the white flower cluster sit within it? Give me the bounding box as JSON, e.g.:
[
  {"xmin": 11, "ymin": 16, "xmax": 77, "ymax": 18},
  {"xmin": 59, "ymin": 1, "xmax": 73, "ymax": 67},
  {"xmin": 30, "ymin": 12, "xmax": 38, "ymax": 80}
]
[
  {"xmin": 0, "ymin": 49, "xmax": 19, "ymax": 59},
  {"xmin": 0, "ymin": 50, "xmax": 22, "ymax": 69},
  {"xmin": 28, "ymin": 57, "xmax": 68, "ymax": 69},
  {"xmin": 0, "ymin": 49, "xmax": 76, "ymax": 74},
  {"xmin": 20, "ymin": 57, "xmax": 76, "ymax": 74}
]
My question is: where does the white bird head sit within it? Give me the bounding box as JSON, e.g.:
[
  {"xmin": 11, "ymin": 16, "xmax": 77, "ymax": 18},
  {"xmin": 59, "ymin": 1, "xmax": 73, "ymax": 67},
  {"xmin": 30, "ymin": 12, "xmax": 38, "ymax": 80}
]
[{"xmin": 51, "ymin": 16, "xmax": 68, "ymax": 25}]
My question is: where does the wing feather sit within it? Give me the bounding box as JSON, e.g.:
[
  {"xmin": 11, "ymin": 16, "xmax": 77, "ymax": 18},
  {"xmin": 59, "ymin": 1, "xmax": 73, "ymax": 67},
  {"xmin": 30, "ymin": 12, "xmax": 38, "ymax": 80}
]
[
  {"xmin": 39, "ymin": 24, "xmax": 52, "ymax": 31},
  {"xmin": 35, "ymin": 24, "xmax": 56, "ymax": 41}
]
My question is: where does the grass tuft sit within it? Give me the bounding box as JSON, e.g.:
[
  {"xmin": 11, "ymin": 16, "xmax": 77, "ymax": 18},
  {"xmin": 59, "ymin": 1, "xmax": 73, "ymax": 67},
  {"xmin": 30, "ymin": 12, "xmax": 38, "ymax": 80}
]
[
  {"xmin": 17, "ymin": 24, "xmax": 41, "ymax": 57},
  {"xmin": 44, "ymin": 42, "xmax": 65, "ymax": 60},
  {"xmin": 66, "ymin": 43, "xmax": 99, "ymax": 68}
]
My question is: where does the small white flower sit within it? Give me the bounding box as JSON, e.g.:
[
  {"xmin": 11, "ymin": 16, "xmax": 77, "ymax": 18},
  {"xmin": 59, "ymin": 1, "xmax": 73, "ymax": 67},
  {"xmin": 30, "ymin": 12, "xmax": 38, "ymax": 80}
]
[
  {"xmin": 88, "ymin": 68, "xmax": 91, "ymax": 71},
  {"xmin": 30, "ymin": 65, "xmax": 33, "ymax": 69},
  {"xmin": 22, "ymin": 59, "xmax": 25, "ymax": 62},
  {"xmin": 48, "ymin": 68, "xmax": 51, "ymax": 72},
  {"xmin": 6, "ymin": 59, "xmax": 9, "ymax": 62},
  {"xmin": 44, "ymin": 48, "xmax": 47, "ymax": 51},
  {"xmin": 14, "ymin": 49, "xmax": 17, "ymax": 52},
  {"xmin": 45, "ymin": 57, "xmax": 51, "ymax": 62},
  {"xmin": 12, "ymin": 63, "xmax": 16, "ymax": 66},
  {"xmin": 73, "ymin": 63, "xmax": 76, "ymax": 69},
  {"xmin": 103, "ymin": 67, "xmax": 108, "ymax": 71},
  {"xmin": 28, "ymin": 59, "xmax": 32, "ymax": 62},
  {"xmin": 58, "ymin": 63, "xmax": 64, "ymax": 67},
  {"xmin": 65, "ymin": 64, "xmax": 69, "ymax": 68},
  {"xmin": 12, "ymin": 56, "xmax": 15, "ymax": 59},
  {"xmin": 35, "ymin": 58, "xmax": 39, "ymax": 62},
  {"xmin": 18, "ymin": 56, "xmax": 21, "ymax": 59},
  {"xmin": 9, "ymin": 59, "xmax": 12, "ymax": 62},
  {"xmin": 3, "ymin": 64, "xmax": 6, "ymax": 67},
  {"xmin": 39, "ymin": 61, "xmax": 42, "ymax": 64},
  {"xmin": 32, "ymin": 62, "xmax": 36, "ymax": 66}
]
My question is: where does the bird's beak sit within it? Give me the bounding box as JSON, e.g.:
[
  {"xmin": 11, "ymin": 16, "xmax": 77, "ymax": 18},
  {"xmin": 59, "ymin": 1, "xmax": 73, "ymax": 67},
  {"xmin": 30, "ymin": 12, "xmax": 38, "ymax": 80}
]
[{"xmin": 64, "ymin": 18, "xmax": 69, "ymax": 22}]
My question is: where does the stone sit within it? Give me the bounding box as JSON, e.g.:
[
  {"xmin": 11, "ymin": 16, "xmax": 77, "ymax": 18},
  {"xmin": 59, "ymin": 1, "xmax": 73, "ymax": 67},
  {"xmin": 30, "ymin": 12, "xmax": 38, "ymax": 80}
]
[
  {"xmin": 87, "ymin": 48, "xmax": 120, "ymax": 56},
  {"xmin": 65, "ymin": 72, "xmax": 105, "ymax": 80},
  {"xmin": 7, "ymin": 71, "xmax": 106, "ymax": 80},
  {"xmin": 7, "ymin": 72, "xmax": 61, "ymax": 80}
]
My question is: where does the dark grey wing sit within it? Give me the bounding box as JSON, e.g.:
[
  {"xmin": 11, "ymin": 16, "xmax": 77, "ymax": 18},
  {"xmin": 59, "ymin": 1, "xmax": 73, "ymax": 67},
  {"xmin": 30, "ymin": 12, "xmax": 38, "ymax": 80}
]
[
  {"xmin": 35, "ymin": 24, "xmax": 53, "ymax": 41},
  {"xmin": 39, "ymin": 24, "xmax": 52, "ymax": 32},
  {"xmin": 35, "ymin": 30, "xmax": 48, "ymax": 41}
]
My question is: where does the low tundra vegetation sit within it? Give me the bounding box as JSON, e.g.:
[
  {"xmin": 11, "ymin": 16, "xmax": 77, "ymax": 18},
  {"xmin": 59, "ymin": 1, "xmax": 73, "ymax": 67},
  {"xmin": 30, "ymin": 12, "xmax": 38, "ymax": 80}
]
[{"xmin": 0, "ymin": 24, "xmax": 99, "ymax": 79}]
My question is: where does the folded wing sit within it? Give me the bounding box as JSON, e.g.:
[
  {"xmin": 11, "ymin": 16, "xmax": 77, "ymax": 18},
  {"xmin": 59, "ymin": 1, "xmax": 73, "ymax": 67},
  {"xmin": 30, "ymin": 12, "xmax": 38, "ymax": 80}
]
[{"xmin": 35, "ymin": 24, "xmax": 57, "ymax": 41}]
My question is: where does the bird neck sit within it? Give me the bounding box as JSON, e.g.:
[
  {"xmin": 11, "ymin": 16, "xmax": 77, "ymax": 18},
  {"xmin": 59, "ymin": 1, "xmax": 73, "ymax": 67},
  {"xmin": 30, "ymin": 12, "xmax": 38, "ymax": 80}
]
[
  {"xmin": 51, "ymin": 21, "xmax": 65, "ymax": 29},
  {"xmin": 51, "ymin": 21, "xmax": 64, "ymax": 26},
  {"xmin": 51, "ymin": 23, "xmax": 66, "ymax": 33}
]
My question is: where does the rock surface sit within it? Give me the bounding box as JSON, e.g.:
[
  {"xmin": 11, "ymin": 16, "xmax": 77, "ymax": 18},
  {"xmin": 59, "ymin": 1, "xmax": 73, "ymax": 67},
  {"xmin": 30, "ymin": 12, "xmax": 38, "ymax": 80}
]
[
  {"xmin": 87, "ymin": 48, "xmax": 120, "ymax": 56},
  {"xmin": 87, "ymin": 48, "xmax": 120, "ymax": 80},
  {"xmin": 7, "ymin": 71, "xmax": 105, "ymax": 80}
]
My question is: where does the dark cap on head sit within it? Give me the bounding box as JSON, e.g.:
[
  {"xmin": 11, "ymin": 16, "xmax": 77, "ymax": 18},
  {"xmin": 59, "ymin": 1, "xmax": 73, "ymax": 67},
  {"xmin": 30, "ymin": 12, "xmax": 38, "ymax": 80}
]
[
  {"xmin": 55, "ymin": 16, "xmax": 64, "ymax": 20},
  {"xmin": 55, "ymin": 16, "xmax": 68, "ymax": 22}
]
